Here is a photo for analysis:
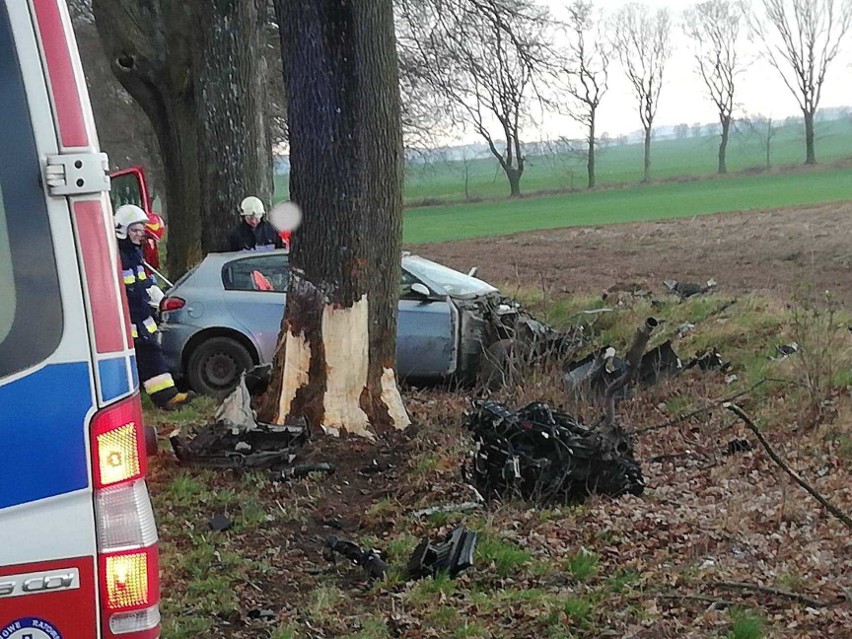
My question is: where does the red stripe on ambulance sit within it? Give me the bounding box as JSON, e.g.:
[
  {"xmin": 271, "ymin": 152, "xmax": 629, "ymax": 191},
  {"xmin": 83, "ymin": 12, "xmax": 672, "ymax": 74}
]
[
  {"xmin": 74, "ymin": 200, "xmax": 125, "ymax": 353},
  {"xmin": 32, "ymin": 0, "xmax": 89, "ymax": 149}
]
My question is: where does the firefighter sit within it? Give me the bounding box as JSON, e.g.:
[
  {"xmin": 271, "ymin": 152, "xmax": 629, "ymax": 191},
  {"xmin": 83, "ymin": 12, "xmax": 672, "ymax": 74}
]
[
  {"xmin": 115, "ymin": 204, "xmax": 194, "ymax": 410},
  {"xmin": 228, "ymin": 195, "xmax": 285, "ymax": 252}
]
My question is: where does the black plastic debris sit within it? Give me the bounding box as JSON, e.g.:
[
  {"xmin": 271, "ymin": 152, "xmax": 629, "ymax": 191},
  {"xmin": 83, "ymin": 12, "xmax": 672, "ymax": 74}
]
[
  {"xmin": 725, "ymin": 439, "xmax": 753, "ymax": 455},
  {"xmin": 209, "ymin": 514, "xmax": 232, "ymax": 532},
  {"xmin": 406, "ymin": 526, "xmax": 478, "ymax": 579},
  {"xmin": 464, "ymin": 401, "xmax": 644, "ymax": 504},
  {"xmin": 171, "ymin": 373, "xmax": 308, "ymax": 469},
  {"xmin": 171, "ymin": 420, "xmax": 307, "ymax": 469},
  {"xmin": 246, "ymin": 608, "xmax": 276, "ymax": 622},
  {"xmin": 279, "ymin": 463, "xmax": 335, "ymax": 479},
  {"xmin": 324, "ymin": 536, "xmax": 389, "ymax": 580},
  {"xmin": 771, "ymin": 342, "xmax": 799, "ymax": 360},
  {"xmin": 663, "ymin": 278, "xmax": 717, "ymax": 299}
]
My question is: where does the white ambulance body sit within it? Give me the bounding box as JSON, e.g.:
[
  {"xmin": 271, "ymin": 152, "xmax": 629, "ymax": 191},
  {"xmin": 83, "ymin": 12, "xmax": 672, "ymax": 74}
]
[{"xmin": 0, "ymin": 1, "xmax": 160, "ymax": 637}]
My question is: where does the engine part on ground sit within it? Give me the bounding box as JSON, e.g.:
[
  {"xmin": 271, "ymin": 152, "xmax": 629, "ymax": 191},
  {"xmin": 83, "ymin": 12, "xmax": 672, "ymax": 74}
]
[
  {"xmin": 464, "ymin": 400, "xmax": 645, "ymax": 504},
  {"xmin": 406, "ymin": 526, "xmax": 478, "ymax": 579},
  {"xmin": 771, "ymin": 342, "xmax": 799, "ymax": 360},
  {"xmin": 209, "ymin": 514, "xmax": 232, "ymax": 532},
  {"xmin": 324, "ymin": 536, "xmax": 389, "ymax": 580}
]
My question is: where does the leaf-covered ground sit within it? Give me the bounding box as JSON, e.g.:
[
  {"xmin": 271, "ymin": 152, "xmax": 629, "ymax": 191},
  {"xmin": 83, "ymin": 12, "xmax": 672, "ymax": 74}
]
[{"xmin": 146, "ymin": 292, "xmax": 852, "ymax": 639}]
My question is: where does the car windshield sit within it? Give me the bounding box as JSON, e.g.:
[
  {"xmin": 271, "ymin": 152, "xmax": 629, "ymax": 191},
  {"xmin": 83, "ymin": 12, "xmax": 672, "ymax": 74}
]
[{"xmin": 403, "ymin": 255, "xmax": 497, "ymax": 298}]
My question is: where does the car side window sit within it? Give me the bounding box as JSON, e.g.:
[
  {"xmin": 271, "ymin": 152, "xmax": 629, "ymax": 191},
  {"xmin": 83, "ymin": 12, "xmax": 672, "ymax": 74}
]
[{"xmin": 223, "ymin": 254, "xmax": 289, "ymax": 292}]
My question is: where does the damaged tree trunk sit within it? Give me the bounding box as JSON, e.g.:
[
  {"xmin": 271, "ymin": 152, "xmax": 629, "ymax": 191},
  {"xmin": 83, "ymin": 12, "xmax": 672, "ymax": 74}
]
[{"xmin": 257, "ymin": 0, "xmax": 409, "ymax": 439}]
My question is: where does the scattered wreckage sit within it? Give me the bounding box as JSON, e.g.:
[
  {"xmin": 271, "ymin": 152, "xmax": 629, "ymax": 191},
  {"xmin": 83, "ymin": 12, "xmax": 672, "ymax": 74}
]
[
  {"xmin": 324, "ymin": 526, "xmax": 478, "ymax": 581},
  {"xmin": 464, "ymin": 400, "xmax": 645, "ymax": 504}
]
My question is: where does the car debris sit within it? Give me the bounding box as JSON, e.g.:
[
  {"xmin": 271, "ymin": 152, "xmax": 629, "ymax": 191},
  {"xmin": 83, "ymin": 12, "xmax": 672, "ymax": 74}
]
[
  {"xmin": 771, "ymin": 342, "xmax": 799, "ymax": 360},
  {"xmin": 323, "ymin": 526, "xmax": 479, "ymax": 582},
  {"xmin": 663, "ymin": 278, "xmax": 717, "ymax": 299},
  {"xmin": 278, "ymin": 463, "xmax": 336, "ymax": 479},
  {"xmin": 464, "ymin": 400, "xmax": 645, "ymax": 504},
  {"xmin": 406, "ymin": 526, "xmax": 478, "ymax": 579},
  {"xmin": 170, "ymin": 375, "xmax": 308, "ymax": 469},
  {"xmin": 412, "ymin": 502, "xmax": 482, "ymax": 519},
  {"xmin": 209, "ymin": 513, "xmax": 232, "ymax": 532},
  {"xmin": 565, "ymin": 339, "xmax": 730, "ymax": 400},
  {"xmin": 324, "ymin": 536, "xmax": 389, "ymax": 580}
]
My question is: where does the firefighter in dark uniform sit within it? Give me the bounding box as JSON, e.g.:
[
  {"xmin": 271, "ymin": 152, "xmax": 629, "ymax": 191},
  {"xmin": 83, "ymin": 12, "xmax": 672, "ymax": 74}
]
[
  {"xmin": 228, "ymin": 195, "xmax": 285, "ymax": 252},
  {"xmin": 115, "ymin": 204, "xmax": 194, "ymax": 410}
]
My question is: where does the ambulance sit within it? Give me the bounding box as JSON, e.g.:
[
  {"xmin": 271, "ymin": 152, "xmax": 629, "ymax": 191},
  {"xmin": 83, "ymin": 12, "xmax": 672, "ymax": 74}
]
[{"xmin": 0, "ymin": 1, "xmax": 160, "ymax": 637}]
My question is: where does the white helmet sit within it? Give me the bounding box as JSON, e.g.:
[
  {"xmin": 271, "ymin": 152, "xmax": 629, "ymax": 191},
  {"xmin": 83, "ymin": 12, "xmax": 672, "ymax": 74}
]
[
  {"xmin": 114, "ymin": 204, "xmax": 149, "ymax": 239},
  {"xmin": 240, "ymin": 196, "xmax": 265, "ymax": 218}
]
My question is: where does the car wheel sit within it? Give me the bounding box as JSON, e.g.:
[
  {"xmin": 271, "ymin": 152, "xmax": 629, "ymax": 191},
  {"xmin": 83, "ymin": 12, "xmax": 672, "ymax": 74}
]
[{"xmin": 187, "ymin": 336, "xmax": 254, "ymax": 396}]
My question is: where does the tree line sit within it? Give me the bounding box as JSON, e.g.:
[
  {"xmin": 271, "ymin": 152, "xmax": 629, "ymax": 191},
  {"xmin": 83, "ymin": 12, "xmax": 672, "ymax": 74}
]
[{"xmin": 399, "ymin": 0, "xmax": 852, "ymax": 196}]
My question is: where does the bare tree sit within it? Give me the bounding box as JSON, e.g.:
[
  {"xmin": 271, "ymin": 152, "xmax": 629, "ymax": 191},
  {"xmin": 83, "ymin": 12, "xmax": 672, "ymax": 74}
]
[
  {"xmin": 735, "ymin": 114, "xmax": 779, "ymax": 168},
  {"xmin": 257, "ymin": 0, "xmax": 409, "ymax": 438},
  {"xmin": 750, "ymin": 0, "xmax": 852, "ymax": 165},
  {"xmin": 685, "ymin": 0, "xmax": 746, "ymax": 174},
  {"xmin": 556, "ymin": 0, "xmax": 609, "ymax": 189},
  {"xmin": 612, "ymin": 4, "xmax": 672, "ymax": 183},
  {"xmin": 397, "ymin": 0, "xmax": 551, "ymax": 197}
]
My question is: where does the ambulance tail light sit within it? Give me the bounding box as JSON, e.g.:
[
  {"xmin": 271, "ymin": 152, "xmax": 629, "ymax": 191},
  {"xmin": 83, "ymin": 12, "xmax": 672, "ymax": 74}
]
[{"xmin": 91, "ymin": 394, "xmax": 160, "ymax": 637}]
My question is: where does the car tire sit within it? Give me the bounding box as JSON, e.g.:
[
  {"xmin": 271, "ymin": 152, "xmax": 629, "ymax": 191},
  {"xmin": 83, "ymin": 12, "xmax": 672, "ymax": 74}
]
[{"xmin": 187, "ymin": 336, "xmax": 254, "ymax": 397}]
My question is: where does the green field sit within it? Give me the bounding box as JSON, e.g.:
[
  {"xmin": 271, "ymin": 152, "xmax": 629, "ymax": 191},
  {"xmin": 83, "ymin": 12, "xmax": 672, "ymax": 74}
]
[
  {"xmin": 402, "ymin": 166, "xmax": 852, "ymax": 244},
  {"xmin": 273, "ymin": 118, "xmax": 852, "ymax": 245}
]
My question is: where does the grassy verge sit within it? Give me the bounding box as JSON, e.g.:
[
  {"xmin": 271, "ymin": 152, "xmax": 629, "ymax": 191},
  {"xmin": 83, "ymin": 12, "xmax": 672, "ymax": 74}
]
[{"xmin": 145, "ymin": 289, "xmax": 852, "ymax": 638}]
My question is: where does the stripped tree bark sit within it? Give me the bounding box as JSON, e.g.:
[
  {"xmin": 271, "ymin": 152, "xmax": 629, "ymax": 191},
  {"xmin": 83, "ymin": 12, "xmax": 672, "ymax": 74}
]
[
  {"xmin": 684, "ymin": 0, "xmax": 747, "ymax": 175},
  {"xmin": 257, "ymin": 0, "xmax": 409, "ymax": 439},
  {"xmin": 612, "ymin": 4, "xmax": 671, "ymax": 183},
  {"xmin": 749, "ymin": 0, "xmax": 852, "ymax": 165}
]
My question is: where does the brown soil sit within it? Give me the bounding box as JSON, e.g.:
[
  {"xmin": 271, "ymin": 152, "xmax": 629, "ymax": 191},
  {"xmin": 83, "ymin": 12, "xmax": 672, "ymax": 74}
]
[{"xmin": 408, "ymin": 202, "xmax": 852, "ymax": 304}]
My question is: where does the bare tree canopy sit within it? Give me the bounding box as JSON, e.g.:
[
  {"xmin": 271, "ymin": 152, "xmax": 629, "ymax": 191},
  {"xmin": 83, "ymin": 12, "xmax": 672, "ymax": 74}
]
[
  {"xmin": 397, "ymin": 0, "xmax": 551, "ymax": 197},
  {"xmin": 750, "ymin": 0, "xmax": 852, "ymax": 165},
  {"xmin": 612, "ymin": 3, "xmax": 671, "ymax": 183},
  {"xmin": 685, "ymin": 0, "xmax": 747, "ymax": 174},
  {"xmin": 556, "ymin": 0, "xmax": 609, "ymax": 189}
]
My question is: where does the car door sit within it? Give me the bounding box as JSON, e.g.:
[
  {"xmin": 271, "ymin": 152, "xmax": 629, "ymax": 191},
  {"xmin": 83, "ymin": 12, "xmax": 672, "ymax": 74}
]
[
  {"xmin": 221, "ymin": 253, "xmax": 289, "ymax": 363},
  {"xmin": 396, "ymin": 268, "xmax": 458, "ymax": 378}
]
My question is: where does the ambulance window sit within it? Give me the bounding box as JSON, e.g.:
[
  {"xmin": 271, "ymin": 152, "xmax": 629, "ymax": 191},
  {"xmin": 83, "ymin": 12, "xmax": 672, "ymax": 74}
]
[{"xmin": 0, "ymin": 6, "xmax": 63, "ymax": 378}]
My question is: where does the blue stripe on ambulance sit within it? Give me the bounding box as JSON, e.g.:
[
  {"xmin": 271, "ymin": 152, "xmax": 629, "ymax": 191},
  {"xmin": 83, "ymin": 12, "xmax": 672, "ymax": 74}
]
[
  {"xmin": 0, "ymin": 362, "xmax": 91, "ymax": 509},
  {"xmin": 98, "ymin": 356, "xmax": 130, "ymax": 403},
  {"xmin": 129, "ymin": 354, "xmax": 139, "ymax": 389}
]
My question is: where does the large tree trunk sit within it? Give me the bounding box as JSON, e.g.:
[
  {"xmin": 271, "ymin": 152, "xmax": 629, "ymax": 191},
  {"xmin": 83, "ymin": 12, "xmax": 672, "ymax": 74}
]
[
  {"xmin": 718, "ymin": 115, "xmax": 730, "ymax": 175},
  {"xmin": 258, "ymin": 0, "xmax": 409, "ymax": 438},
  {"xmin": 642, "ymin": 126, "xmax": 652, "ymax": 183},
  {"xmin": 506, "ymin": 167, "xmax": 522, "ymax": 197},
  {"xmin": 587, "ymin": 110, "xmax": 596, "ymax": 189},
  {"xmin": 804, "ymin": 109, "xmax": 817, "ymax": 165},
  {"xmin": 92, "ymin": 0, "xmax": 202, "ymax": 278},
  {"xmin": 196, "ymin": 0, "xmax": 272, "ymax": 253}
]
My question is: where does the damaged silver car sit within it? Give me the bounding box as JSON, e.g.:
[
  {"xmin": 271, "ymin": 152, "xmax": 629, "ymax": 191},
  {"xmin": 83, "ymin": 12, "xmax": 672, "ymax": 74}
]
[{"xmin": 159, "ymin": 250, "xmax": 573, "ymax": 395}]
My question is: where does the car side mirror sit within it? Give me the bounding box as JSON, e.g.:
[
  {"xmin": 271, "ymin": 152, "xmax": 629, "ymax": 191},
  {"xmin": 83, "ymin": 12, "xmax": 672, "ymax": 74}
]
[{"xmin": 411, "ymin": 282, "xmax": 432, "ymax": 299}]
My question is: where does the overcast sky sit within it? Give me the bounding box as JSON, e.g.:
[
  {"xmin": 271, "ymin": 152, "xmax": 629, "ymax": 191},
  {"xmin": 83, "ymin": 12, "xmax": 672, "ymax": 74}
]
[{"xmin": 462, "ymin": 0, "xmax": 852, "ymax": 143}]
